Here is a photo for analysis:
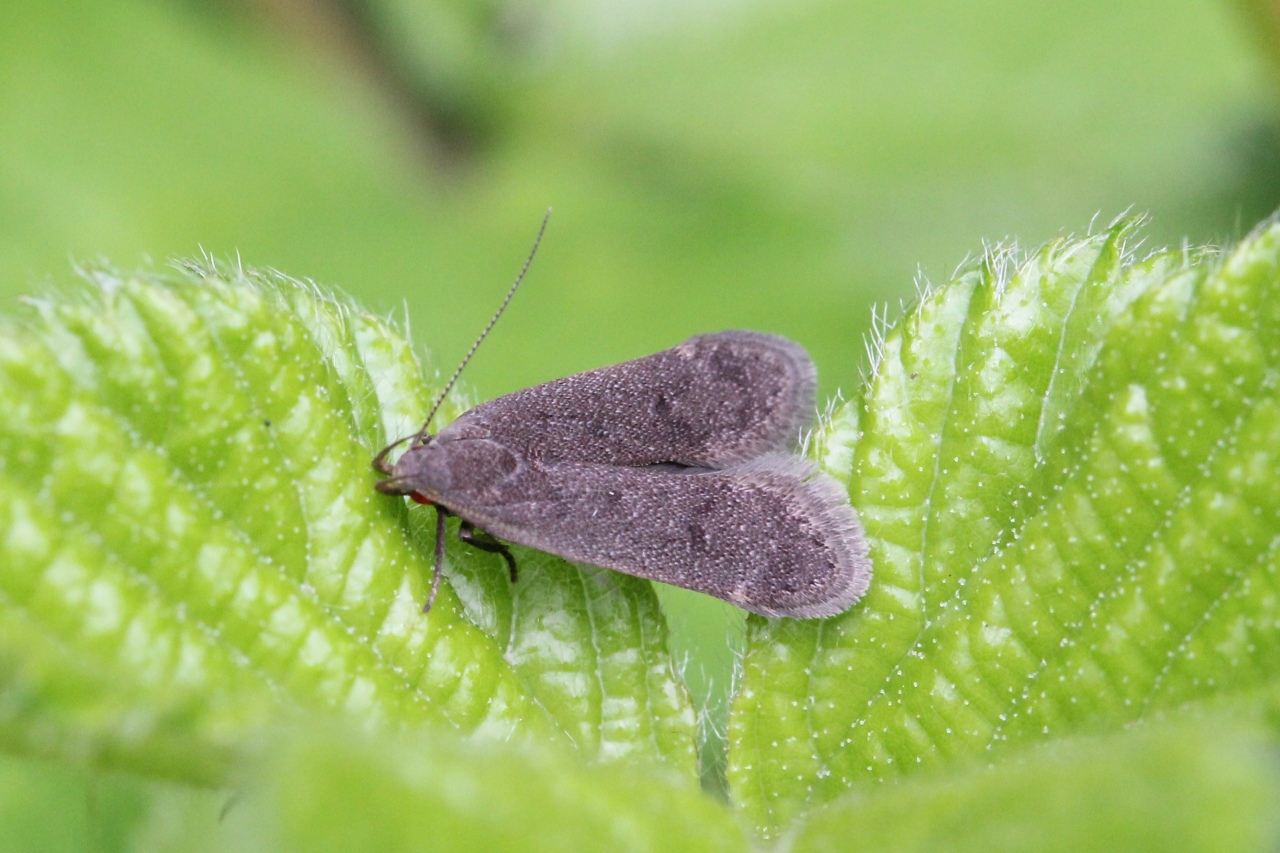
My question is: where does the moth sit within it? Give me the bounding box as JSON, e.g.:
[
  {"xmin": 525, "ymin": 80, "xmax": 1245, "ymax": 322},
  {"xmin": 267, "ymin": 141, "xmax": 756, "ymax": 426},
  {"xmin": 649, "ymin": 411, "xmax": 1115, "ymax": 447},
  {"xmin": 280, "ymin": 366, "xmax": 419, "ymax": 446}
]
[{"xmin": 373, "ymin": 214, "xmax": 871, "ymax": 619}]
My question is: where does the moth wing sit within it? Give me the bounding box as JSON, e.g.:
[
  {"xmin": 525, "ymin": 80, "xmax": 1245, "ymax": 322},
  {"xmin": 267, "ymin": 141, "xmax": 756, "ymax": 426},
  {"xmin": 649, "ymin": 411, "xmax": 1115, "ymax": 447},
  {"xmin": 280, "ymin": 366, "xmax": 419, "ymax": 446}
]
[
  {"xmin": 438, "ymin": 453, "xmax": 870, "ymax": 619},
  {"xmin": 445, "ymin": 331, "xmax": 817, "ymax": 469}
]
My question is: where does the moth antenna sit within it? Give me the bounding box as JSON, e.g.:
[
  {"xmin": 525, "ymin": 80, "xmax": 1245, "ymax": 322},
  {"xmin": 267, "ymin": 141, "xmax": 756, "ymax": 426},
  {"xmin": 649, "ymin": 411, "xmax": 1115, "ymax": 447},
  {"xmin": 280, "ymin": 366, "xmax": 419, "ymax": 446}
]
[{"xmin": 415, "ymin": 207, "xmax": 552, "ymax": 438}]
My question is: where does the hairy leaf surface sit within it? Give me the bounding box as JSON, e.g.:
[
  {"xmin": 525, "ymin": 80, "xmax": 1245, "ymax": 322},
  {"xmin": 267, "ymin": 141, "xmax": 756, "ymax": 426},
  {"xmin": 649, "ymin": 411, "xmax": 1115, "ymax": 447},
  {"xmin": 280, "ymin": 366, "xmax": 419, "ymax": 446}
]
[{"xmin": 730, "ymin": 218, "xmax": 1280, "ymax": 836}]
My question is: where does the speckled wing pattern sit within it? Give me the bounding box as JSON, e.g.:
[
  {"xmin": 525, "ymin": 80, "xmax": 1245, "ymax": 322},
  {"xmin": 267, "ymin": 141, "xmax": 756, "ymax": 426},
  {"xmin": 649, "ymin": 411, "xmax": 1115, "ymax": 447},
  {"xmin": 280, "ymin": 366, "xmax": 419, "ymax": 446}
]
[
  {"xmin": 412, "ymin": 332, "xmax": 871, "ymax": 618},
  {"xmin": 452, "ymin": 331, "xmax": 820, "ymax": 467}
]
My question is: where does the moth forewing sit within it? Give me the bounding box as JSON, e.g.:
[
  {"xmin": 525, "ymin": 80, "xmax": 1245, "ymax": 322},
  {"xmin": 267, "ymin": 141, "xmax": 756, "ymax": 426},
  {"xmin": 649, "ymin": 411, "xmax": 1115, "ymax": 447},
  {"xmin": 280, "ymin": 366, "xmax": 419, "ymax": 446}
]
[{"xmin": 448, "ymin": 331, "xmax": 819, "ymax": 469}]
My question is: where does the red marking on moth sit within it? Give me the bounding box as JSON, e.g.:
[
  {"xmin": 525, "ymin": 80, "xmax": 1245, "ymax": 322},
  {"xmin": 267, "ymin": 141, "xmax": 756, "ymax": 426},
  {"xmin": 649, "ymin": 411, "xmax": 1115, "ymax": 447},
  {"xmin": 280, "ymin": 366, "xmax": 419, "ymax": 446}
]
[{"xmin": 410, "ymin": 493, "xmax": 434, "ymax": 505}]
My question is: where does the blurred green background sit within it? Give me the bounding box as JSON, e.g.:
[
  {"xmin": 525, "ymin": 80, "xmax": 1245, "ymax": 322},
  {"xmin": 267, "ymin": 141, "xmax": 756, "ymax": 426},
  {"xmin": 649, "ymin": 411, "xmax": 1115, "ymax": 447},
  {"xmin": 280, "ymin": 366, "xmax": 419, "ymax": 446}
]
[{"xmin": 3, "ymin": 0, "xmax": 1279, "ymax": 734}]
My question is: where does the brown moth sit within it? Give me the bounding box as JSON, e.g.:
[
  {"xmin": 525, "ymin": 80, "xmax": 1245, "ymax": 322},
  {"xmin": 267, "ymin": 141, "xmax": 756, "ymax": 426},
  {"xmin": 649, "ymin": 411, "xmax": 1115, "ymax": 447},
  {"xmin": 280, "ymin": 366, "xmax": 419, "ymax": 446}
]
[{"xmin": 373, "ymin": 214, "xmax": 871, "ymax": 618}]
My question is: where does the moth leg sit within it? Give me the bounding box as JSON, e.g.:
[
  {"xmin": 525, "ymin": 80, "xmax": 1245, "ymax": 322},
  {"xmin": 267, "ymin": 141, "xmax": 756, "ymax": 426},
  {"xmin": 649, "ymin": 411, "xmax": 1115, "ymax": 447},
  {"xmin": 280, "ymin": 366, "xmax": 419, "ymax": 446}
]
[
  {"xmin": 459, "ymin": 521, "xmax": 519, "ymax": 583},
  {"xmin": 424, "ymin": 506, "xmax": 448, "ymax": 614}
]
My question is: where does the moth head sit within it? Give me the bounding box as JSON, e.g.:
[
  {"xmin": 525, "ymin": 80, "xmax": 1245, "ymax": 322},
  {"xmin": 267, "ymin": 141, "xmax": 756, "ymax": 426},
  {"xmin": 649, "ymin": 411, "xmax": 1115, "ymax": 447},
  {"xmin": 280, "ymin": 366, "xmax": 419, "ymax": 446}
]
[{"xmin": 372, "ymin": 431, "xmax": 439, "ymax": 503}]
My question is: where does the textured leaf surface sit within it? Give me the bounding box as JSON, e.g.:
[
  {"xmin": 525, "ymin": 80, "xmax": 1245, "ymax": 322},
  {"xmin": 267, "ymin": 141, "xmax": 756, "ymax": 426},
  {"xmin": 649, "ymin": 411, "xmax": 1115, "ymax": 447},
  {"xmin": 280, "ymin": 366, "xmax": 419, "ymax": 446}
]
[
  {"xmin": 729, "ymin": 217, "xmax": 1280, "ymax": 836},
  {"xmin": 0, "ymin": 262, "xmax": 695, "ymax": 784},
  {"xmin": 790, "ymin": 716, "xmax": 1280, "ymax": 853}
]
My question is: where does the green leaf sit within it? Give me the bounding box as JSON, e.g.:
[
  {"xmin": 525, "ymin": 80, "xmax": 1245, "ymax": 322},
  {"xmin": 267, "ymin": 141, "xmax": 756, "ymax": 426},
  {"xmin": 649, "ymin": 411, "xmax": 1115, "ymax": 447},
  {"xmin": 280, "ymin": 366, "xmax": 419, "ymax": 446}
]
[
  {"xmin": 729, "ymin": 216, "xmax": 1280, "ymax": 837},
  {"xmin": 0, "ymin": 261, "xmax": 694, "ymax": 784},
  {"xmin": 789, "ymin": 715, "xmax": 1280, "ymax": 853},
  {"xmin": 0, "ymin": 720, "xmax": 743, "ymax": 853},
  {"xmin": 0, "ymin": 753, "xmax": 226, "ymax": 853},
  {"xmin": 213, "ymin": 720, "xmax": 745, "ymax": 853}
]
